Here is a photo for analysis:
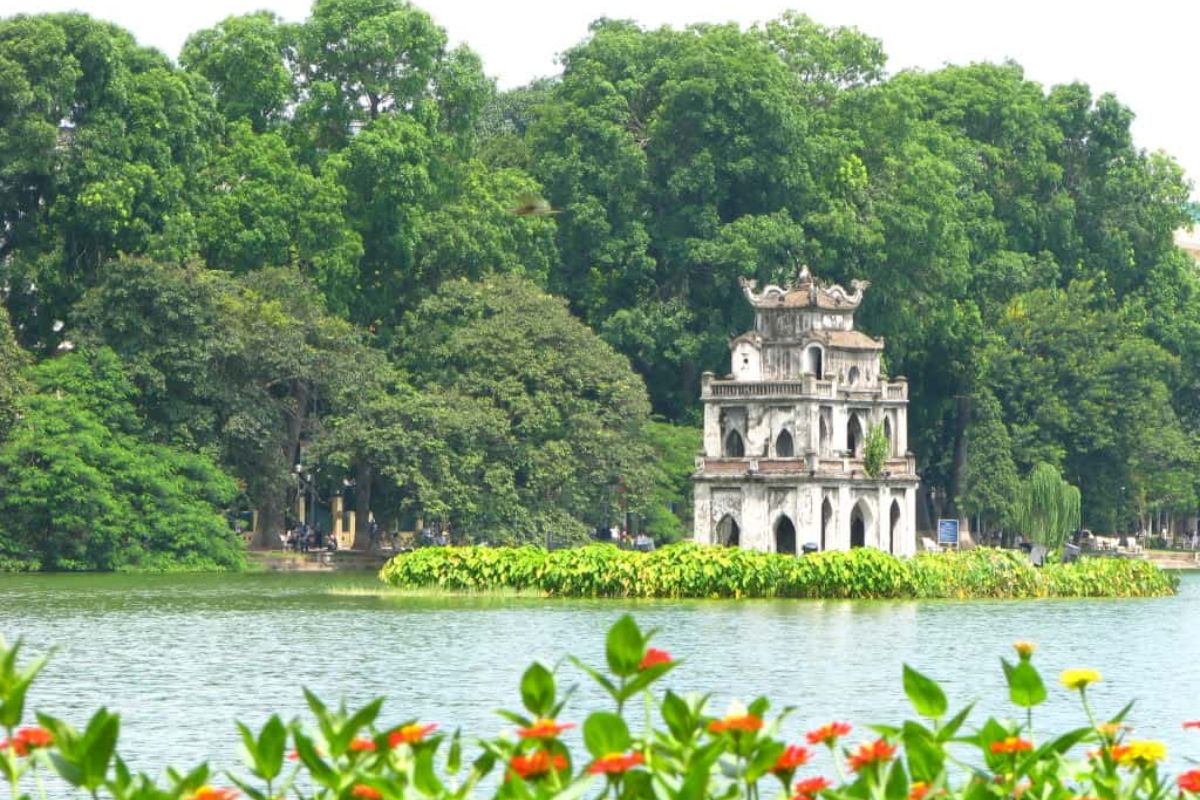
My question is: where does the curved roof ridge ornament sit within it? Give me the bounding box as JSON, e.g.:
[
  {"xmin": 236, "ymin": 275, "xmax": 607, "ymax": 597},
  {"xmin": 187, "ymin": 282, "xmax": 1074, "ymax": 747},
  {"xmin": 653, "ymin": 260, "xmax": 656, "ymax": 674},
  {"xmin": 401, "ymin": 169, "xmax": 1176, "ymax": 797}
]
[{"xmin": 739, "ymin": 270, "xmax": 870, "ymax": 310}]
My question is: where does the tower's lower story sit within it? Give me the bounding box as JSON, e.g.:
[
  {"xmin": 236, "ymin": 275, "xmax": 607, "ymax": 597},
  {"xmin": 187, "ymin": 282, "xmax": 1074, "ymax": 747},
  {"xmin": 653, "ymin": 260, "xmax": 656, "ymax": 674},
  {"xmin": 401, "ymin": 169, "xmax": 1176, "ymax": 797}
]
[{"xmin": 693, "ymin": 469, "xmax": 918, "ymax": 556}]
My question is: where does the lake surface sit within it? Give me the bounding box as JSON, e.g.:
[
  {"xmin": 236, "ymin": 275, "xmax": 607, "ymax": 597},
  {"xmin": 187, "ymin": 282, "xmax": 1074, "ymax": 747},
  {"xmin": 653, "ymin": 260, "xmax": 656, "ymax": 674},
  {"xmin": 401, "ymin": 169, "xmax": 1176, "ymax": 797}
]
[{"xmin": 3, "ymin": 570, "xmax": 1198, "ymax": 779}]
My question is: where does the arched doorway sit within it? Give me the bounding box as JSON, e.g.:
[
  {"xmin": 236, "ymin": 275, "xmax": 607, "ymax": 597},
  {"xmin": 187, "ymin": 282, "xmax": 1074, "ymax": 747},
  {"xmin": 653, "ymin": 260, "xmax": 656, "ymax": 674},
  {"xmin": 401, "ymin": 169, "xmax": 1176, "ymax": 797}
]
[
  {"xmin": 807, "ymin": 346, "xmax": 823, "ymax": 377},
  {"xmin": 775, "ymin": 515, "xmax": 797, "ymax": 555},
  {"xmin": 775, "ymin": 429, "xmax": 794, "ymax": 457},
  {"xmin": 716, "ymin": 514, "xmax": 740, "ymax": 547},
  {"xmin": 850, "ymin": 501, "xmax": 868, "ymax": 548},
  {"xmin": 847, "ymin": 413, "xmax": 864, "ymax": 457},
  {"xmin": 724, "ymin": 429, "xmax": 745, "ymax": 457},
  {"xmin": 883, "ymin": 416, "xmax": 894, "ymax": 457},
  {"xmin": 820, "ymin": 497, "xmax": 833, "ymax": 551},
  {"xmin": 889, "ymin": 499, "xmax": 901, "ymax": 554}
]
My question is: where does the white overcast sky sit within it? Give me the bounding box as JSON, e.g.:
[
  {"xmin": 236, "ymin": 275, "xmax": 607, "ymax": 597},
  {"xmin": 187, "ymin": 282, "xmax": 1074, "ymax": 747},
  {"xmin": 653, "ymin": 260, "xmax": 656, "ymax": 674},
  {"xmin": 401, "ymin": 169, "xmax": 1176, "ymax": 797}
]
[{"xmin": 1, "ymin": 0, "xmax": 1196, "ymax": 197}]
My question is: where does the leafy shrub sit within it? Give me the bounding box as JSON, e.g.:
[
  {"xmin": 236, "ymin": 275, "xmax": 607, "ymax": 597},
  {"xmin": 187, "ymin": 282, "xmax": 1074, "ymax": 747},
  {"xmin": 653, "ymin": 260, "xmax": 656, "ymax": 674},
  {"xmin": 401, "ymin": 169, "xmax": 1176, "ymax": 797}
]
[
  {"xmin": 3, "ymin": 618, "xmax": 1199, "ymax": 800},
  {"xmin": 380, "ymin": 544, "xmax": 1177, "ymax": 599}
]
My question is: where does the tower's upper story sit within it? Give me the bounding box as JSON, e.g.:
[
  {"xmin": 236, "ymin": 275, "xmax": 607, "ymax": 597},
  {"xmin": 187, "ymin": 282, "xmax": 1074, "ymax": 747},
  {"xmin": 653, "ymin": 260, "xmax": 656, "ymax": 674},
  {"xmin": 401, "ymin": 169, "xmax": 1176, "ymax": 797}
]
[{"xmin": 730, "ymin": 266, "xmax": 884, "ymax": 386}]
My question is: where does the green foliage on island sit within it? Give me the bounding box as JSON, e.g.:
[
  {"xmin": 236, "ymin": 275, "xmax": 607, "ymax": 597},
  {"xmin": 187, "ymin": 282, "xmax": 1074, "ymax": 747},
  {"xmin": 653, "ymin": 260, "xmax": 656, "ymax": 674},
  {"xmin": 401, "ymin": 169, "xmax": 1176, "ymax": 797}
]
[
  {"xmin": 0, "ymin": 0, "xmax": 1197, "ymax": 567},
  {"xmin": 5, "ymin": 617, "xmax": 1200, "ymax": 800},
  {"xmin": 379, "ymin": 544, "xmax": 1178, "ymax": 600}
]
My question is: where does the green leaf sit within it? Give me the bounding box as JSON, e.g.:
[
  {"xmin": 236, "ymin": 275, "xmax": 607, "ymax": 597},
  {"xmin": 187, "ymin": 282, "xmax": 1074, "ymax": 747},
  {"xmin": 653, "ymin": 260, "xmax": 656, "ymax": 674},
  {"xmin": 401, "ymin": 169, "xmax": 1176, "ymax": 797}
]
[
  {"xmin": 519, "ymin": 662, "xmax": 556, "ymax": 717},
  {"xmin": 606, "ymin": 615, "xmax": 645, "ymax": 677},
  {"xmin": 583, "ymin": 711, "xmax": 631, "ymax": 757},
  {"xmin": 1001, "ymin": 658, "xmax": 1046, "ymax": 709},
  {"xmin": 255, "ymin": 715, "xmax": 287, "ymax": 781},
  {"xmin": 902, "ymin": 664, "xmax": 947, "ymax": 719},
  {"xmin": 447, "ymin": 729, "xmax": 462, "ymax": 774},
  {"xmin": 661, "ymin": 691, "xmax": 695, "ymax": 741},
  {"xmin": 901, "ymin": 721, "xmax": 944, "ymax": 783},
  {"xmin": 414, "ymin": 746, "xmax": 445, "ymax": 795}
]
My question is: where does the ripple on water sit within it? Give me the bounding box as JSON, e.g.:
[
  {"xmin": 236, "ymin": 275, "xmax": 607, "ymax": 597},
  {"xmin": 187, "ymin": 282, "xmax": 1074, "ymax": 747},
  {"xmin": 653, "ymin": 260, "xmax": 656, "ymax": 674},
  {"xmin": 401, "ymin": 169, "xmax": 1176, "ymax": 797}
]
[{"xmin": 2, "ymin": 571, "xmax": 1198, "ymax": 777}]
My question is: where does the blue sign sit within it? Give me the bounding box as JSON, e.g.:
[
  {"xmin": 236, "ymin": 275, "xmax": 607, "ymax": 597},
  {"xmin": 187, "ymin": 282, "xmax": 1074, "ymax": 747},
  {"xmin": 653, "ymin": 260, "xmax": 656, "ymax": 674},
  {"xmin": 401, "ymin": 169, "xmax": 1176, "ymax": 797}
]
[{"xmin": 937, "ymin": 519, "xmax": 959, "ymax": 546}]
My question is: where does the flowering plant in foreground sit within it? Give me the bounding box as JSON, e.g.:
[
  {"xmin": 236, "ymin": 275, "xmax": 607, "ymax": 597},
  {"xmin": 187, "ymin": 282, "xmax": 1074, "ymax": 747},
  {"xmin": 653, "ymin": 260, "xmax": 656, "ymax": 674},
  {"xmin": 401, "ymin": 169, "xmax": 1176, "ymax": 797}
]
[{"xmin": 1, "ymin": 621, "xmax": 1199, "ymax": 800}]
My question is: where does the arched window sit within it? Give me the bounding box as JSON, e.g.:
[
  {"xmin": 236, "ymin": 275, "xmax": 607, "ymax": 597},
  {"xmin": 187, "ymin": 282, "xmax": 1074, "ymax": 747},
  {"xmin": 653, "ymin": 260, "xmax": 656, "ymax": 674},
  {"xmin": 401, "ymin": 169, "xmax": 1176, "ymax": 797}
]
[
  {"xmin": 847, "ymin": 413, "xmax": 864, "ymax": 457},
  {"xmin": 775, "ymin": 516, "xmax": 797, "ymax": 555},
  {"xmin": 850, "ymin": 501, "xmax": 868, "ymax": 549},
  {"xmin": 848, "ymin": 366, "xmax": 860, "ymax": 385},
  {"xmin": 807, "ymin": 346, "xmax": 823, "ymax": 377},
  {"xmin": 716, "ymin": 514, "xmax": 740, "ymax": 547},
  {"xmin": 820, "ymin": 497, "xmax": 833, "ymax": 551},
  {"xmin": 819, "ymin": 414, "xmax": 830, "ymax": 456},
  {"xmin": 724, "ymin": 429, "xmax": 745, "ymax": 458},
  {"xmin": 775, "ymin": 429, "xmax": 794, "ymax": 458},
  {"xmin": 883, "ymin": 416, "xmax": 894, "ymax": 457},
  {"xmin": 889, "ymin": 499, "xmax": 901, "ymax": 554}
]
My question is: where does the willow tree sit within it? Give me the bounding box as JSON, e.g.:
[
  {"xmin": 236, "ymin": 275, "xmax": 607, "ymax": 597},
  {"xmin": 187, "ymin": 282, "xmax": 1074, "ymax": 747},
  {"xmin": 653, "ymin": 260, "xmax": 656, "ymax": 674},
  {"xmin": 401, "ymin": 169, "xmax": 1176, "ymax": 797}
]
[{"xmin": 1015, "ymin": 462, "xmax": 1081, "ymax": 551}]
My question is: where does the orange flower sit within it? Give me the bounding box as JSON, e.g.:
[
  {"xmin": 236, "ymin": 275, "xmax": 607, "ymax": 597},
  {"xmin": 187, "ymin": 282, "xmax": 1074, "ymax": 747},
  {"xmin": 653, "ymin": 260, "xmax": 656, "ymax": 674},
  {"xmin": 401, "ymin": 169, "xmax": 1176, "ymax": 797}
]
[
  {"xmin": 909, "ymin": 782, "xmax": 930, "ymax": 800},
  {"xmin": 1, "ymin": 726, "xmax": 53, "ymax": 757},
  {"xmin": 1179, "ymin": 770, "xmax": 1200, "ymax": 793},
  {"xmin": 848, "ymin": 739, "xmax": 896, "ymax": 772},
  {"xmin": 793, "ymin": 776, "xmax": 832, "ymax": 800},
  {"xmin": 348, "ymin": 737, "xmax": 377, "ymax": 753},
  {"xmin": 388, "ymin": 723, "xmax": 437, "ymax": 747},
  {"xmin": 639, "ymin": 648, "xmax": 672, "ymax": 670},
  {"xmin": 772, "ymin": 745, "xmax": 812, "ymax": 773},
  {"xmin": 517, "ymin": 718, "xmax": 576, "ymax": 740},
  {"xmin": 508, "ymin": 750, "xmax": 567, "ymax": 780},
  {"xmin": 990, "ymin": 737, "xmax": 1034, "ymax": 755},
  {"xmin": 1185, "ymin": 721, "xmax": 1200, "ymax": 730},
  {"xmin": 350, "ymin": 785, "xmax": 382, "ymax": 800},
  {"xmin": 189, "ymin": 788, "xmax": 238, "ymax": 800},
  {"xmin": 588, "ymin": 751, "xmax": 644, "ymax": 775},
  {"xmin": 806, "ymin": 722, "xmax": 852, "ymax": 746},
  {"xmin": 708, "ymin": 713, "xmax": 764, "ymax": 734}
]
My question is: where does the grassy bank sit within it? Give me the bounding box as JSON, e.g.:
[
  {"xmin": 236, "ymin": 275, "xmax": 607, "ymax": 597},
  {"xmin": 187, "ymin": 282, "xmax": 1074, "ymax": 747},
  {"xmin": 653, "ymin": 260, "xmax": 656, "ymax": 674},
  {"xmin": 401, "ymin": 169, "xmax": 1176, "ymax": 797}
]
[{"xmin": 379, "ymin": 543, "xmax": 1178, "ymax": 599}]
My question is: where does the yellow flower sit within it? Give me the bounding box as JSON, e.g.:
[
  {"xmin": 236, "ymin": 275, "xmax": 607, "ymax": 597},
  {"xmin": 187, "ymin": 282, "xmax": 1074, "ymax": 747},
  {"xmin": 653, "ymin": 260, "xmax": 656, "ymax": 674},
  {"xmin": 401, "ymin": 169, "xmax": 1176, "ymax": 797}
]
[
  {"xmin": 1013, "ymin": 641, "xmax": 1036, "ymax": 659},
  {"xmin": 1060, "ymin": 669, "xmax": 1102, "ymax": 690},
  {"xmin": 1115, "ymin": 740, "xmax": 1166, "ymax": 767}
]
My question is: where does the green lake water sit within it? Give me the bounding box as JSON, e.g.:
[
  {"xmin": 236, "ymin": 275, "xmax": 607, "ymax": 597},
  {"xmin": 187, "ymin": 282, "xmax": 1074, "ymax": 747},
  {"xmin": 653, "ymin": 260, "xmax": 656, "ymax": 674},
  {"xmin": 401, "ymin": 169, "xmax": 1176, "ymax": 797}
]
[{"xmin": 2, "ymin": 570, "xmax": 1198, "ymax": 777}]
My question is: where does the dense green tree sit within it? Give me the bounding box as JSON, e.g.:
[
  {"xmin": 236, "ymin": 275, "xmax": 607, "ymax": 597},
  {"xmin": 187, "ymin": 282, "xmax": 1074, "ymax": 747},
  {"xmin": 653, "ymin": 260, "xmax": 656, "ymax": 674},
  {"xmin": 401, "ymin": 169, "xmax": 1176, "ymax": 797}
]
[
  {"xmin": 0, "ymin": 307, "xmax": 27, "ymax": 440},
  {"xmin": 389, "ymin": 274, "xmax": 655, "ymax": 542},
  {"xmin": 0, "ymin": 13, "xmax": 216, "ymax": 347},
  {"xmin": 0, "ymin": 349, "xmax": 243, "ymax": 571},
  {"xmin": 194, "ymin": 121, "xmax": 362, "ymax": 310},
  {"xmin": 180, "ymin": 12, "xmax": 296, "ymax": 132},
  {"xmin": 73, "ymin": 260, "xmax": 374, "ymax": 544},
  {"xmin": 957, "ymin": 387, "xmax": 1020, "ymax": 539}
]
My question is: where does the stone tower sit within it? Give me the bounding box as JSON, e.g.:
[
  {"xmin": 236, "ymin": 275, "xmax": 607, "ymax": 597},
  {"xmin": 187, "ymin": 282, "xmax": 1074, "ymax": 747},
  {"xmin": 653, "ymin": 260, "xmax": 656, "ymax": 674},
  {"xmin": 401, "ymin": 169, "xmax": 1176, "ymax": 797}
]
[{"xmin": 692, "ymin": 267, "xmax": 918, "ymax": 555}]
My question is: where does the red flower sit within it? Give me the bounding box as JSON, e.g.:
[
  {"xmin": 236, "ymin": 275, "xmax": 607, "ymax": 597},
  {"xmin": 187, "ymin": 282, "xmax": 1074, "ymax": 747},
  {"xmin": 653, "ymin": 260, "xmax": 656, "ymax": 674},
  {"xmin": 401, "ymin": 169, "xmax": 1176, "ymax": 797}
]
[
  {"xmin": 508, "ymin": 750, "xmax": 567, "ymax": 780},
  {"xmin": 848, "ymin": 739, "xmax": 896, "ymax": 772},
  {"xmin": 1185, "ymin": 721, "xmax": 1200, "ymax": 731},
  {"xmin": 189, "ymin": 788, "xmax": 238, "ymax": 800},
  {"xmin": 806, "ymin": 722, "xmax": 852, "ymax": 746},
  {"xmin": 772, "ymin": 745, "xmax": 812, "ymax": 773},
  {"xmin": 1, "ymin": 726, "xmax": 53, "ymax": 757},
  {"xmin": 516, "ymin": 718, "xmax": 576, "ymax": 740},
  {"xmin": 350, "ymin": 785, "xmax": 382, "ymax": 800},
  {"xmin": 588, "ymin": 751, "xmax": 645, "ymax": 775},
  {"xmin": 708, "ymin": 714, "xmax": 764, "ymax": 734},
  {"xmin": 1179, "ymin": 770, "xmax": 1200, "ymax": 793},
  {"xmin": 639, "ymin": 648, "xmax": 672, "ymax": 670},
  {"xmin": 793, "ymin": 776, "xmax": 832, "ymax": 800},
  {"xmin": 989, "ymin": 737, "xmax": 1034, "ymax": 755},
  {"xmin": 348, "ymin": 737, "xmax": 377, "ymax": 753},
  {"xmin": 388, "ymin": 723, "xmax": 437, "ymax": 747}
]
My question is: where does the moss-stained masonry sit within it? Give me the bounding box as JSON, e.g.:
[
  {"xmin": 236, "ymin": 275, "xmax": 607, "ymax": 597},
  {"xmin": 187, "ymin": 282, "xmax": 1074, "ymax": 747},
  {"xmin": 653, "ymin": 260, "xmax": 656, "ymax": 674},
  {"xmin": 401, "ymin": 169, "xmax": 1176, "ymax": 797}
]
[{"xmin": 380, "ymin": 544, "xmax": 1177, "ymax": 599}]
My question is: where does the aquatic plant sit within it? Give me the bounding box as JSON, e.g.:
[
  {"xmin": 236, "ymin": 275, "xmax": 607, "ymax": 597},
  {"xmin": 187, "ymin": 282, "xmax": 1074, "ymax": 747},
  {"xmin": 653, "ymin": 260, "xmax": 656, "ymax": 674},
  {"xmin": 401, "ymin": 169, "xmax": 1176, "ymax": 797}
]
[{"xmin": 378, "ymin": 543, "xmax": 1177, "ymax": 599}]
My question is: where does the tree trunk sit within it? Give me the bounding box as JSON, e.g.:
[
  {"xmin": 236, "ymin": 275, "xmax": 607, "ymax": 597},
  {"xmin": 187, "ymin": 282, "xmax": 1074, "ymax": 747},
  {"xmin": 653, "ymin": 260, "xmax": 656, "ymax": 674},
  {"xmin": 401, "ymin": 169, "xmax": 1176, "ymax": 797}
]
[
  {"xmin": 259, "ymin": 380, "xmax": 311, "ymax": 549},
  {"xmin": 353, "ymin": 460, "xmax": 373, "ymax": 550},
  {"xmin": 946, "ymin": 395, "xmax": 971, "ymax": 519}
]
